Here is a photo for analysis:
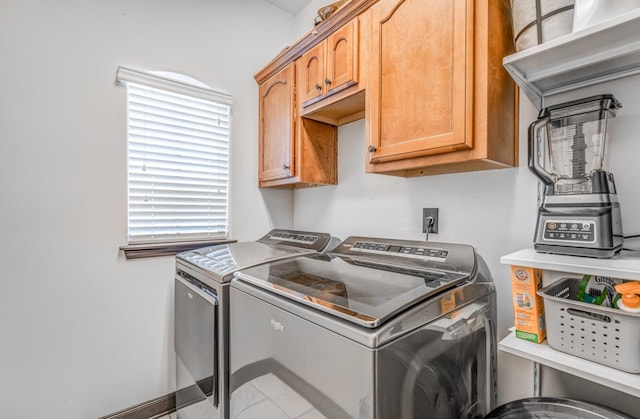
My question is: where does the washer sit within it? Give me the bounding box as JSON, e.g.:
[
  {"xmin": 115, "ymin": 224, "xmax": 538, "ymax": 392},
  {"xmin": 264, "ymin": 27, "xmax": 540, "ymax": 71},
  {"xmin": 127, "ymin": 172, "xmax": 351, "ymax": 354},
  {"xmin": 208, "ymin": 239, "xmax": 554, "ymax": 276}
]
[
  {"xmin": 174, "ymin": 229, "xmax": 339, "ymax": 419},
  {"xmin": 229, "ymin": 236, "xmax": 497, "ymax": 419}
]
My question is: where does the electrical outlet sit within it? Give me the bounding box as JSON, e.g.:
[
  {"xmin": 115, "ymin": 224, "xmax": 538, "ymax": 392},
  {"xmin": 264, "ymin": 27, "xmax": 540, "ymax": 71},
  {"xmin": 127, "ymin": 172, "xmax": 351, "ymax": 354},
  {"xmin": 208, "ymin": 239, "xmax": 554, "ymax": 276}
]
[{"xmin": 422, "ymin": 208, "xmax": 438, "ymax": 234}]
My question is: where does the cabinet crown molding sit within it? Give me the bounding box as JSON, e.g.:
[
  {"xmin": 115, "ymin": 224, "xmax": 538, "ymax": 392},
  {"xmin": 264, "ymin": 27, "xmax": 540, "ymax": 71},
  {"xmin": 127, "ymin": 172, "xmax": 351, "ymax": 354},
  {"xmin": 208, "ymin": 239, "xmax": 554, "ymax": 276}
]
[{"xmin": 255, "ymin": 0, "xmax": 377, "ymax": 84}]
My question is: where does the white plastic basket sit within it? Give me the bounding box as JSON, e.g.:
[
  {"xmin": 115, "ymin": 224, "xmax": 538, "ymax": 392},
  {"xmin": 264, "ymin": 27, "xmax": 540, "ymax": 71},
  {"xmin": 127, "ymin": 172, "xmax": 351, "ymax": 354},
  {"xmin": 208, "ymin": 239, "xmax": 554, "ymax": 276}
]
[
  {"xmin": 511, "ymin": 0, "xmax": 575, "ymax": 52},
  {"xmin": 538, "ymin": 277, "xmax": 640, "ymax": 373}
]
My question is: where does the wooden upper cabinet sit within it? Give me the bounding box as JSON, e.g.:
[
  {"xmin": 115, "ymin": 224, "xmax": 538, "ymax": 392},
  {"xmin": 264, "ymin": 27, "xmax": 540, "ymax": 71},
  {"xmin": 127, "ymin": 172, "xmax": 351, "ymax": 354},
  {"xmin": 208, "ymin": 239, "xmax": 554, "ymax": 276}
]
[
  {"xmin": 255, "ymin": 0, "xmax": 516, "ymax": 184},
  {"xmin": 257, "ymin": 60, "xmax": 337, "ymax": 189},
  {"xmin": 300, "ymin": 43, "xmax": 325, "ymax": 106},
  {"xmin": 300, "ymin": 18, "xmax": 359, "ymax": 108},
  {"xmin": 366, "ymin": 0, "xmax": 517, "ymax": 176},
  {"xmin": 258, "ymin": 63, "xmax": 295, "ymax": 182},
  {"xmin": 326, "ymin": 19, "xmax": 359, "ymax": 96},
  {"xmin": 368, "ymin": 0, "xmax": 472, "ymax": 164}
]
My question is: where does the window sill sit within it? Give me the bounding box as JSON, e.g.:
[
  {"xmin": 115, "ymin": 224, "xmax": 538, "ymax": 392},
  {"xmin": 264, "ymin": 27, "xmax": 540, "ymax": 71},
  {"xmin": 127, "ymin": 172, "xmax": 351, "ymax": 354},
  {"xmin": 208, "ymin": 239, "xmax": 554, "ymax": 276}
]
[{"xmin": 120, "ymin": 239, "xmax": 237, "ymax": 260}]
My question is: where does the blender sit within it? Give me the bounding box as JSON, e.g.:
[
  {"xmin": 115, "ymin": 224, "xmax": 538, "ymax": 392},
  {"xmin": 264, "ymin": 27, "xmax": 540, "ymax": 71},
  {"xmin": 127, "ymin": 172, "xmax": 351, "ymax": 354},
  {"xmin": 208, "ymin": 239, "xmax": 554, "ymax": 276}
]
[{"xmin": 528, "ymin": 95, "xmax": 623, "ymax": 258}]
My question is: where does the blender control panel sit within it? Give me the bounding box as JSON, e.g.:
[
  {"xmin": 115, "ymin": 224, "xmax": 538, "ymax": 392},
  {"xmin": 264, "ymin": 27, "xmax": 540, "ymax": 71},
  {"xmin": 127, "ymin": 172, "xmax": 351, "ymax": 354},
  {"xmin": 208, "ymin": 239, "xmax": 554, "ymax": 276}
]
[{"xmin": 543, "ymin": 220, "xmax": 596, "ymax": 243}]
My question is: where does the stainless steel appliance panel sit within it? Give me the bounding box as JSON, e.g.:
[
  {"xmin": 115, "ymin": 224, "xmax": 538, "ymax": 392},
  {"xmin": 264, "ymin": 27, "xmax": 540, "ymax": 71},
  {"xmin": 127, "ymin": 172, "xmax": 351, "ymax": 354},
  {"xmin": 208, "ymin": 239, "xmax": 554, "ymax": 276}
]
[
  {"xmin": 177, "ymin": 242, "xmax": 311, "ymax": 284},
  {"xmin": 229, "ymin": 236, "xmax": 497, "ymax": 418},
  {"xmin": 176, "ymin": 230, "xmax": 336, "ymax": 284},
  {"xmin": 234, "ymin": 255, "xmax": 468, "ymax": 328},
  {"xmin": 174, "ymin": 229, "xmax": 337, "ymax": 419},
  {"xmin": 175, "ymin": 270, "xmax": 221, "ymax": 419},
  {"xmin": 229, "ymin": 283, "xmax": 496, "ymax": 419},
  {"xmin": 375, "ymin": 293, "xmax": 496, "ymax": 418},
  {"xmin": 229, "ymin": 286, "xmax": 374, "ymax": 419}
]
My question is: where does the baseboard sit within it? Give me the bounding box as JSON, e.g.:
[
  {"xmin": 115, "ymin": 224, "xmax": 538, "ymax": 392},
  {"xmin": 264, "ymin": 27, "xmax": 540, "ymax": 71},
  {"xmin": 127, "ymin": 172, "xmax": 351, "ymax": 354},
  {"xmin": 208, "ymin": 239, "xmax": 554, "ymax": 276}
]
[{"xmin": 98, "ymin": 392, "xmax": 175, "ymax": 419}]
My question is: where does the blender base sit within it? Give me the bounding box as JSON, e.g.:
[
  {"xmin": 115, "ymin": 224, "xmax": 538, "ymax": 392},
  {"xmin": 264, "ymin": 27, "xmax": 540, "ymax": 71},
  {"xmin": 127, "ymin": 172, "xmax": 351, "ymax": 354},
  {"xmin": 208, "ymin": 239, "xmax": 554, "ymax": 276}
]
[{"xmin": 532, "ymin": 196, "xmax": 623, "ymax": 259}]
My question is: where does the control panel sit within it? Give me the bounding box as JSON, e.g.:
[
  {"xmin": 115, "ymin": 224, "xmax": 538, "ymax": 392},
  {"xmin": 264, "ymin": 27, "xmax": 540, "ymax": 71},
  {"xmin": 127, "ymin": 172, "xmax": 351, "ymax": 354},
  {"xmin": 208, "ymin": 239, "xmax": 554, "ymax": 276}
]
[
  {"xmin": 268, "ymin": 231, "xmax": 318, "ymax": 244},
  {"xmin": 258, "ymin": 229, "xmax": 333, "ymax": 252},
  {"xmin": 350, "ymin": 241, "xmax": 449, "ymax": 261},
  {"xmin": 543, "ymin": 220, "xmax": 596, "ymax": 243}
]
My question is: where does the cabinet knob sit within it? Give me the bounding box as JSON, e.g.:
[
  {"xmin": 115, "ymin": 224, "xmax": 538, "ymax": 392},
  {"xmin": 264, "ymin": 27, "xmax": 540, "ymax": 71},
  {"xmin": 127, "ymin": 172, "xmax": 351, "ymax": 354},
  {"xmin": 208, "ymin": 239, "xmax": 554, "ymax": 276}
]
[
  {"xmin": 283, "ymin": 164, "xmax": 290, "ymax": 171},
  {"xmin": 325, "ymin": 78, "xmax": 332, "ymax": 86},
  {"xmin": 315, "ymin": 83, "xmax": 322, "ymax": 90},
  {"xmin": 368, "ymin": 145, "xmax": 377, "ymax": 153}
]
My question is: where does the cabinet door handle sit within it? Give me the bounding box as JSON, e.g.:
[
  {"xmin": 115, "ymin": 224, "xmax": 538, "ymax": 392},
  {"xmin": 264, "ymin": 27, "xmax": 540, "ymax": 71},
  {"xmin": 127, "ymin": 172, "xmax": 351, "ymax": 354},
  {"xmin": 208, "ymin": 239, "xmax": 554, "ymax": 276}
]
[
  {"xmin": 283, "ymin": 164, "xmax": 290, "ymax": 171},
  {"xmin": 368, "ymin": 145, "xmax": 377, "ymax": 153},
  {"xmin": 315, "ymin": 83, "xmax": 322, "ymax": 90},
  {"xmin": 325, "ymin": 78, "xmax": 332, "ymax": 86}
]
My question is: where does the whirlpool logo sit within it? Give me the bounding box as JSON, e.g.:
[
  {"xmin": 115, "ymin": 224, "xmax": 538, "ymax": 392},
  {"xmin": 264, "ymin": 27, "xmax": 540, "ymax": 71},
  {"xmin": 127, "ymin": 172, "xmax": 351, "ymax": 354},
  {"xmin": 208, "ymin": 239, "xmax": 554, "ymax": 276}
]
[{"xmin": 270, "ymin": 318, "xmax": 285, "ymax": 332}]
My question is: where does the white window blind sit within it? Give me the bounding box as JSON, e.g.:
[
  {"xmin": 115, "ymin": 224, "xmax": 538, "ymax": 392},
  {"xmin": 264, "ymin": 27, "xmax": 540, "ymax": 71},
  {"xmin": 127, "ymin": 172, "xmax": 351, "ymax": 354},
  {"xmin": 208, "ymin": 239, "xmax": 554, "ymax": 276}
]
[{"xmin": 117, "ymin": 67, "xmax": 231, "ymax": 244}]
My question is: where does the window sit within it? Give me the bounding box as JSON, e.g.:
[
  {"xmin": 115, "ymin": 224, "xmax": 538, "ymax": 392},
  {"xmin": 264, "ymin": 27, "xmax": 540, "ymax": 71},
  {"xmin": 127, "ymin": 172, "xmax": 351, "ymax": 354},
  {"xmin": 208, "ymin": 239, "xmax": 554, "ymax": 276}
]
[{"xmin": 116, "ymin": 67, "xmax": 232, "ymax": 256}]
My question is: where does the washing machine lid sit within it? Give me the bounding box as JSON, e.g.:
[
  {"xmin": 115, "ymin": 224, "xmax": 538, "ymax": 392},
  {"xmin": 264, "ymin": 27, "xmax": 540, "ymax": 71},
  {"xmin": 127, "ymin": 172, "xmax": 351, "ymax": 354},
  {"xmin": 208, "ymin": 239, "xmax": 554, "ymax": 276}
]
[
  {"xmin": 234, "ymin": 237, "xmax": 478, "ymax": 327},
  {"xmin": 176, "ymin": 229, "xmax": 334, "ymax": 282}
]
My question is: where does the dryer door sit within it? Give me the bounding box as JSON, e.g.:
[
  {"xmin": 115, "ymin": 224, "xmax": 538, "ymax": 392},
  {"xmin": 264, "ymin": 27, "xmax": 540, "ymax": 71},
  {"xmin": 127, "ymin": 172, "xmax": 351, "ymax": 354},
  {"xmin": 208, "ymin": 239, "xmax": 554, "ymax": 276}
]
[{"xmin": 175, "ymin": 273, "xmax": 219, "ymax": 416}]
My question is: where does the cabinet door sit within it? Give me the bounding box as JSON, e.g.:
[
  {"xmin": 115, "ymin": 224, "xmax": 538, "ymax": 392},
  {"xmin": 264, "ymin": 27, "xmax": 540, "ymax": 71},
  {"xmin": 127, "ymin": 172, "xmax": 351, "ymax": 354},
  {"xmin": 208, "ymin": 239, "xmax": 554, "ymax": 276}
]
[
  {"xmin": 300, "ymin": 43, "xmax": 326, "ymax": 107},
  {"xmin": 368, "ymin": 0, "xmax": 473, "ymax": 164},
  {"xmin": 259, "ymin": 64, "xmax": 295, "ymax": 182},
  {"xmin": 326, "ymin": 18, "xmax": 359, "ymax": 97}
]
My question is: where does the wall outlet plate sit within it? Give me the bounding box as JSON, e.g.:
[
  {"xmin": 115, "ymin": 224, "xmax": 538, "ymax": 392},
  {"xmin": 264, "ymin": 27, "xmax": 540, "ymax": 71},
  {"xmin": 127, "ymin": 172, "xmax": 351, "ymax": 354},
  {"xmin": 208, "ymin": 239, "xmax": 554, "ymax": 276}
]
[{"xmin": 423, "ymin": 208, "xmax": 438, "ymax": 234}]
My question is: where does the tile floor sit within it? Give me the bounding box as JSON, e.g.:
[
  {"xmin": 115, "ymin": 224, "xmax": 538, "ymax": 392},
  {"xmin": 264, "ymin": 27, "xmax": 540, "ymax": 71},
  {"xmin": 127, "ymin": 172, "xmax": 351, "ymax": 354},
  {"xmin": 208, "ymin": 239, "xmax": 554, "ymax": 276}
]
[
  {"xmin": 231, "ymin": 373, "xmax": 325, "ymax": 419},
  {"xmin": 166, "ymin": 372, "xmax": 324, "ymax": 419}
]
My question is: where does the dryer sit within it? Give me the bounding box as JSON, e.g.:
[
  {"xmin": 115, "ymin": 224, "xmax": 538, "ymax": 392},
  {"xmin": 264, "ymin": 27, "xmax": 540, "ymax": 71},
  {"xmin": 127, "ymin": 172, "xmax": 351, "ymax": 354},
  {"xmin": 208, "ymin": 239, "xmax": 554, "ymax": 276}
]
[
  {"xmin": 174, "ymin": 229, "xmax": 338, "ymax": 419},
  {"xmin": 229, "ymin": 236, "xmax": 497, "ymax": 419}
]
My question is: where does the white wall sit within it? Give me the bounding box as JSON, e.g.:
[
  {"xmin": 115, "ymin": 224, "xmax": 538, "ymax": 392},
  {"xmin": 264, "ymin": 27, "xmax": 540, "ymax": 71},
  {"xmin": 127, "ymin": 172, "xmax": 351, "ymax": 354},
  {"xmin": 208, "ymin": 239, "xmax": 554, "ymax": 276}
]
[
  {"xmin": 293, "ymin": 2, "xmax": 640, "ymax": 414},
  {"xmin": 0, "ymin": 1, "xmax": 294, "ymax": 418}
]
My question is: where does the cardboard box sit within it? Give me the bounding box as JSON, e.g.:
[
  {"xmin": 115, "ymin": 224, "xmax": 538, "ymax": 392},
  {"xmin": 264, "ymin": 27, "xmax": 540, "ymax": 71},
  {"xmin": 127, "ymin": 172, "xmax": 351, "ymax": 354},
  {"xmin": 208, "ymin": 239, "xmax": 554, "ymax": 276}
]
[{"xmin": 510, "ymin": 265, "xmax": 546, "ymax": 343}]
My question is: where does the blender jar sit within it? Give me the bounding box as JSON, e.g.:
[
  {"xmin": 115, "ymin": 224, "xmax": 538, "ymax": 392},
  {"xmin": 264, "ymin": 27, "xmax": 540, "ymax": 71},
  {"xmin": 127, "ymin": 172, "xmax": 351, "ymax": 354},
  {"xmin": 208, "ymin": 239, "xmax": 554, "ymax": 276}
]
[{"xmin": 530, "ymin": 95, "xmax": 621, "ymax": 194}]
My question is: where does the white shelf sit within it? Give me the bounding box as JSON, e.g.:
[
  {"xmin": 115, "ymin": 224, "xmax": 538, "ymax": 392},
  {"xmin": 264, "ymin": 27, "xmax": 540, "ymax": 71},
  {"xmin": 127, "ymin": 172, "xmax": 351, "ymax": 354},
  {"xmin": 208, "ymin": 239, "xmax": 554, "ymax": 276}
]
[
  {"xmin": 501, "ymin": 248, "xmax": 640, "ymax": 280},
  {"xmin": 499, "ymin": 331, "xmax": 640, "ymax": 398},
  {"xmin": 503, "ymin": 8, "xmax": 640, "ymax": 109}
]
